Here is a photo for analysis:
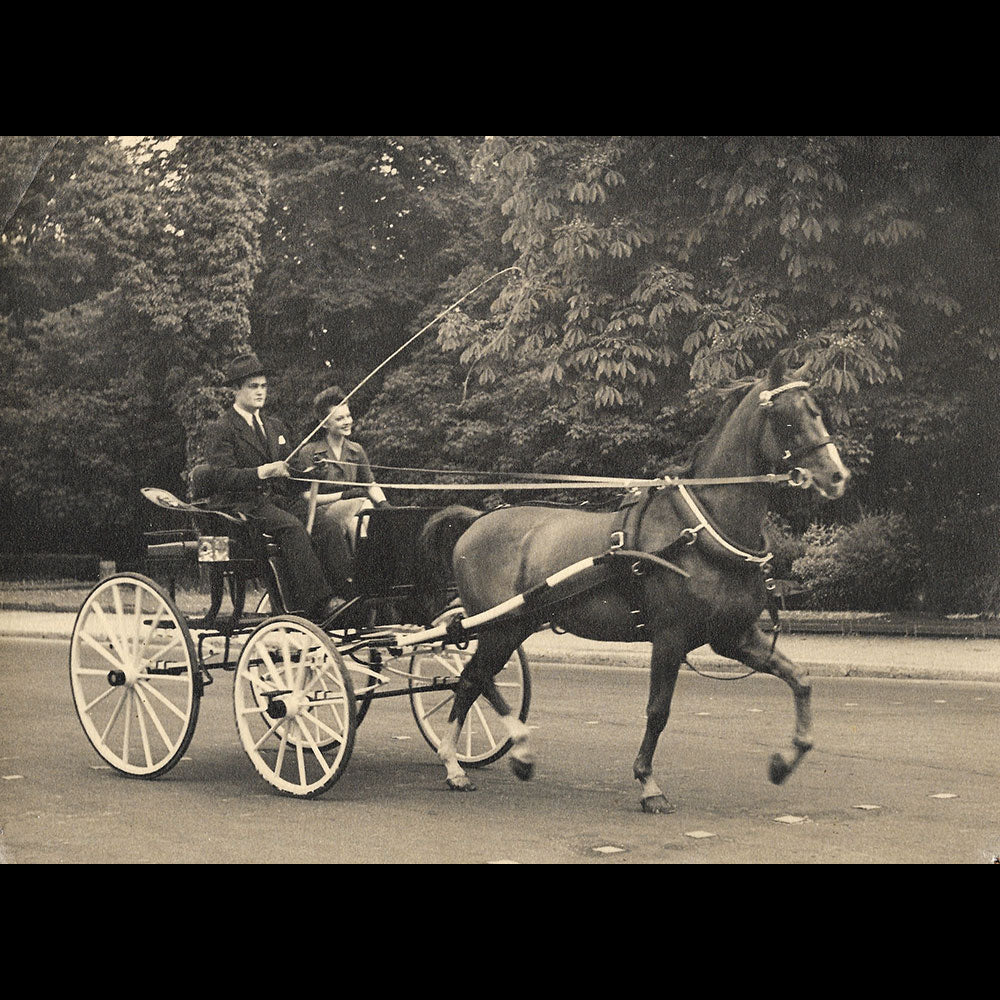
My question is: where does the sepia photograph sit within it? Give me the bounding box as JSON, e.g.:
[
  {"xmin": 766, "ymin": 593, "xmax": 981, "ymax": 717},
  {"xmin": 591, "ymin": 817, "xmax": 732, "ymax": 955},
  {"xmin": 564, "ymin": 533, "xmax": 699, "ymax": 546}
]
[{"xmin": 1, "ymin": 136, "xmax": 997, "ymax": 863}]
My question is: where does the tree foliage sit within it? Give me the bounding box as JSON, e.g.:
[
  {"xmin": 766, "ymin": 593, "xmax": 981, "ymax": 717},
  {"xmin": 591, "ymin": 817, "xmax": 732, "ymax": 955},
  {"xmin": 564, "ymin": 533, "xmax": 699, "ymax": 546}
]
[
  {"xmin": 0, "ymin": 136, "xmax": 269, "ymax": 557},
  {"xmin": 1, "ymin": 135, "xmax": 997, "ymax": 612},
  {"xmin": 251, "ymin": 136, "xmax": 493, "ymax": 430}
]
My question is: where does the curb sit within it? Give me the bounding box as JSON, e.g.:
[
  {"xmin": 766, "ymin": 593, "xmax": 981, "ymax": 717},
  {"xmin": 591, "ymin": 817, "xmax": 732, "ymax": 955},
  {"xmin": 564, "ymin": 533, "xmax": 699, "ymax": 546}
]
[
  {"xmin": 525, "ymin": 649, "xmax": 1000, "ymax": 684},
  {"xmin": 4, "ymin": 615, "xmax": 999, "ymax": 685}
]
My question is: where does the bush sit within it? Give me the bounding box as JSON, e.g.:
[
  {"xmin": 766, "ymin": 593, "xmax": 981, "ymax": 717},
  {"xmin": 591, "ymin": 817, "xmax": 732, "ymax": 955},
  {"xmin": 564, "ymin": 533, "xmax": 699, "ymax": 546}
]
[
  {"xmin": 763, "ymin": 513, "xmax": 806, "ymax": 579},
  {"xmin": 0, "ymin": 552, "xmax": 101, "ymax": 582},
  {"xmin": 924, "ymin": 503, "xmax": 1000, "ymax": 617},
  {"xmin": 791, "ymin": 512, "xmax": 920, "ymax": 610}
]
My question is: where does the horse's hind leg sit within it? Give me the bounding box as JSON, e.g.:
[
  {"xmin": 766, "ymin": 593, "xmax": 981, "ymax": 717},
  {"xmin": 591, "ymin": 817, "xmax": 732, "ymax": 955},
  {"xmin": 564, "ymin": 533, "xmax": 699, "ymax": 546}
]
[
  {"xmin": 438, "ymin": 626, "xmax": 533, "ymax": 792},
  {"xmin": 633, "ymin": 636, "xmax": 686, "ymax": 814},
  {"xmin": 711, "ymin": 626, "xmax": 813, "ymax": 784}
]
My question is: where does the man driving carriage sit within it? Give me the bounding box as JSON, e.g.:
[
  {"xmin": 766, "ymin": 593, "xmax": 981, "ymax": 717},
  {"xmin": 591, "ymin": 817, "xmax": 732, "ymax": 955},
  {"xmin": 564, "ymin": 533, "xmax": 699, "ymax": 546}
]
[{"xmin": 200, "ymin": 353, "xmax": 344, "ymax": 622}]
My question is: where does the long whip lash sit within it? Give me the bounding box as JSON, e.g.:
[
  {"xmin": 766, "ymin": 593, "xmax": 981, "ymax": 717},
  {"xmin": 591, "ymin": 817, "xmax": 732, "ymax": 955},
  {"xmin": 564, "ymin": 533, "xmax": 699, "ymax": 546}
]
[{"xmin": 285, "ymin": 265, "xmax": 521, "ymax": 464}]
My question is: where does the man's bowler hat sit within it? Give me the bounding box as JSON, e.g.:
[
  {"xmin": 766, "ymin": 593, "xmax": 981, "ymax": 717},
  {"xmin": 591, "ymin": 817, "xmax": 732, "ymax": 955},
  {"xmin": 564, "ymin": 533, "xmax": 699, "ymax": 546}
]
[{"xmin": 225, "ymin": 352, "xmax": 268, "ymax": 386}]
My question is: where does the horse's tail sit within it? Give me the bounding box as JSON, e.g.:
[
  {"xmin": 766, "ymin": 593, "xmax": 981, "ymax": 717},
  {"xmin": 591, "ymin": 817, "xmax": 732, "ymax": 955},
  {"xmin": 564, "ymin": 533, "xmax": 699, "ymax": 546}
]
[{"xmin": 415, "ymin": 505, "xmax": 481, "ymax": 606}]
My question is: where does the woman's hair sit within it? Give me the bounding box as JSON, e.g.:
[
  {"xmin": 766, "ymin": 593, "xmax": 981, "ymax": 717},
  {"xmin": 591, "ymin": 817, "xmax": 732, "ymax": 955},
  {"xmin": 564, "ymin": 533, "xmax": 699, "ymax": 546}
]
[{"xmin": 313, "ymin": 385, "xmax": 347, "ymax": 419}]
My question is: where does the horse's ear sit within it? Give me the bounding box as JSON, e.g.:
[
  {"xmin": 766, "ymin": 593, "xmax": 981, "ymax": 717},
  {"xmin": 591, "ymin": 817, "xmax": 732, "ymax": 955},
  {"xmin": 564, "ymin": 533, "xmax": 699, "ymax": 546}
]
[
  {"xmin": 766, "ymin": 355, "xmax": 786, "ymax": 387},
  {"xmin": 792, "ymin": 358, "xmax": 812, "ymax": 381}
]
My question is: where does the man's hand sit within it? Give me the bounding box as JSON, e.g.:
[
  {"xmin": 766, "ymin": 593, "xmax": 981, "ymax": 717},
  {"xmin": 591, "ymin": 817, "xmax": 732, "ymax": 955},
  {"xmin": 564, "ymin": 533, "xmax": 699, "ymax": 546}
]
[{"xmin": 258, "ymin": 461, "xmax": 291, "ymax": 480}]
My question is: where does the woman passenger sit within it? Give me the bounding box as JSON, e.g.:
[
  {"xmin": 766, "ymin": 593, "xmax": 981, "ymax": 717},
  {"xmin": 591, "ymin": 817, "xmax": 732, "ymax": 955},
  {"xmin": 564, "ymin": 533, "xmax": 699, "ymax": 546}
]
[{"xmin": 299, "ymin": 386, "xmax": 392, "ymax": 583}]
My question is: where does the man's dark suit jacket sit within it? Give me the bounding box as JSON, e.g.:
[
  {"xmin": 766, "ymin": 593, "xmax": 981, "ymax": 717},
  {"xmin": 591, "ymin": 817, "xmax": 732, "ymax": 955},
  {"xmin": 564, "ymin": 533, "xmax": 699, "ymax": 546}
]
[
  {"xmin": 199, "ymin": 406, "xmax": 337, "ymax": 614},
  {"xmin": 203, "ymin": 408, "xmax": 297, "ymax": 511}
]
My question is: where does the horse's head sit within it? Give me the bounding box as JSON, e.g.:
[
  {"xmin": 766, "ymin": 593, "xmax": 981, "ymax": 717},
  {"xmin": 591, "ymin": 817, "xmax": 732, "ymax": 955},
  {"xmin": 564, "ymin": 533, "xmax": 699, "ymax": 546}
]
[{"xmin": 757, "ymin": 358, "xmax": 851, "ymax": 500}]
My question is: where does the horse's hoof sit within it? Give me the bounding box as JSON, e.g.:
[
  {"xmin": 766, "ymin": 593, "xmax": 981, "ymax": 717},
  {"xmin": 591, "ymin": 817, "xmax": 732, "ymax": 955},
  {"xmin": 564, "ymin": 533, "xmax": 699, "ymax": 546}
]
[
  {"xmin": 510, "ymin": 757, "xmax": 535, "ymax": 781},
  {"xmin": 447, "ymin": 776, "xmax": 476, "ymax": 792},
  {"xmin": 768, "ymin": 753, "xmax": 791, "ymax": 785},
  {"xmin": 641, "ymin": 794, "xmax": 676, "ymax": 814}
]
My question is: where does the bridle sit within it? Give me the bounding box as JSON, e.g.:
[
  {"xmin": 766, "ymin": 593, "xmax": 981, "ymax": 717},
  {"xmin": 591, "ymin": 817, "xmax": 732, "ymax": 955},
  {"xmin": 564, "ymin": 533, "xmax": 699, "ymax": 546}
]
[{"xmin": 758, "ymin": 379, "xmax": 835, "ymax": 489}]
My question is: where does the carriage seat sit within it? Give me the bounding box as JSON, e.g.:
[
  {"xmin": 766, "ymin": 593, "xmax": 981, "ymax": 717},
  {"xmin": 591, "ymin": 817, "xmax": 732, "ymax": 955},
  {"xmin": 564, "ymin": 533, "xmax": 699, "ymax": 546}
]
[{"xmin": 141, "ymin": 484, "xmax": 289, "ymax": 627}]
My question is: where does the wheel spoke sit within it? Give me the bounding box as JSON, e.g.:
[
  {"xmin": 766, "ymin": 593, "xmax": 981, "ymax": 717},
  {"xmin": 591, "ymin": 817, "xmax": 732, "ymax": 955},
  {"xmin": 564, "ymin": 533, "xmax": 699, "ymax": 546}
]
[
  {"xmin": 274, "ymin": 727, "xmax": 289, "ymax": 775},
  {"xmin": 132, "ymin": 585, "xmax": 147, "ymax": 651},
  {"xmin": 302, "ymin": 710, "xmax": 345, "ymax": 745},
  {"xmin": 100, "ymin": 688, "xmax": 129, "ymax": 743},
  {"xmin": 279, "ymin": 632, "xmax": 294, "ymax": 688},
  {"xmin": 83, "ymin": 684, "xmax": 118, "ymax": 713},
  {"xmin": 78, "ymin": 627, "xmax": 126, "ymax": 672},
  {"xmin": 469, "ymin": 700, "xmax": 497, "ymax": 750},
  {"xmin": 296, "ymin": 741, "xmax": 307, "ymax": 787},
  {"xmin": 139, "ymin": 630, "xmax": 183, "ymax": 667},
  {"xmin": 136, "ymin": 602, "xmax": 169, "ymax": 659},
  {"xmin": 253, "ymin": 716, "xmax": 286, "ymax": 750},
  {"xmin": 137, "ymin": 677, "xmax": 189, "ymax": 723},
  {"xmin": 122, "ymin": 691, "xmax": 134, "ymax": 765},
  {"xmin": 110, "ymin": 583, "xmax": 129, "ymax": 655},
  {"xmin": 418, "ymin": 692, "xmax": 454, "ymax": 722},
  {"xmin": 89, "ymin": 602, "xmax": 129, "ymax": 666},
  {"xmin": 296, "ymin": 719, "xmax": 336, "ymax": 776},
  {"xmin": 133, "ymin": 689, "xmax": 155, "ymax": 768},
  {"xmin": 259, "ymin": 645, "xmax": 284, "ymax": 688}
]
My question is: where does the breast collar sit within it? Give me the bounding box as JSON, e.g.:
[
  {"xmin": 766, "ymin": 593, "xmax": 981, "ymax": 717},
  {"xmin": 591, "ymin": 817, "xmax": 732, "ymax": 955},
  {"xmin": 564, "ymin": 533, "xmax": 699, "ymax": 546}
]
[{"xmin": 669, "ymin": 484, "xmax": 773, "ymax": 566}]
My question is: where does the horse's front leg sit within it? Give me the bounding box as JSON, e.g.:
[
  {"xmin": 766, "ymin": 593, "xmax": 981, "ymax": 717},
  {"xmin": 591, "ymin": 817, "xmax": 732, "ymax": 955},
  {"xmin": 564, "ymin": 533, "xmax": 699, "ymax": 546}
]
[
  {"xmin": 633, "ymin": 637, "xmax": 685, "ymax": 814},
  {"xmin": 711, "ymin": 626, "xmax": 812, "ymax": 784}
]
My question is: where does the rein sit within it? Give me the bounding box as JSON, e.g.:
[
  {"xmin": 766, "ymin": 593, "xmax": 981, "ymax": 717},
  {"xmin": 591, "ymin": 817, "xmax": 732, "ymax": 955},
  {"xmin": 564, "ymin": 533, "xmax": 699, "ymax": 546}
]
[{"xmin": 289, "ymin": 471, "xmax": 808, "ymax": 491}]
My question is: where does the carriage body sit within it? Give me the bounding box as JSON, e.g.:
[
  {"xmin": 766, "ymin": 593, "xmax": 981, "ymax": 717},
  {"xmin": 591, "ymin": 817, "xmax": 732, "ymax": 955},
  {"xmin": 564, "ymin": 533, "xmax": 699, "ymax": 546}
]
[{"xmin": 68, "ymin": 490, "xmax": 530, "ymax": 798}]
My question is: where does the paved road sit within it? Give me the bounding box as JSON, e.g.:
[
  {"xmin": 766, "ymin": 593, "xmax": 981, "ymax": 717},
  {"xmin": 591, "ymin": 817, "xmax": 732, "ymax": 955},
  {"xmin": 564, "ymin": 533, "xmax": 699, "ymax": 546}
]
[{"xmin": 2, "ymin": 635, "xmax": 998, "ymax": 863}]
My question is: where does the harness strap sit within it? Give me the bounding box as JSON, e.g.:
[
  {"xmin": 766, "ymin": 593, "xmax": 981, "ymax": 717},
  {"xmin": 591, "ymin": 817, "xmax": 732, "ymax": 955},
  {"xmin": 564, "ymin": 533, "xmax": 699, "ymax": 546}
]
[
  {"xmin": 782, "ymin": 436, "xmax": 834, "ymax": 465},
  {"xmin": 669, "ymin": 482, "xmax": 774, "ymax": 566}
]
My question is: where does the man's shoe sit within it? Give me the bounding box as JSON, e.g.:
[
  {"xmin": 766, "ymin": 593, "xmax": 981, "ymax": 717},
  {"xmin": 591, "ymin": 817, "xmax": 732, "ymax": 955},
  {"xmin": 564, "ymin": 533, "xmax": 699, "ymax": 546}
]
[{"xmin": 311, "ymin": 596, "xmax": 347, "ymax": 624}]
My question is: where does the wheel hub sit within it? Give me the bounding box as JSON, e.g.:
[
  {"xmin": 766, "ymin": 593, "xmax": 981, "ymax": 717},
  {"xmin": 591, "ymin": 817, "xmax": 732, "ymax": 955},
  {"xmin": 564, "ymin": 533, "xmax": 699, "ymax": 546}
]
[{"xmin": 267, "ymin": 690, "xmax": 308, "ymax": 720}]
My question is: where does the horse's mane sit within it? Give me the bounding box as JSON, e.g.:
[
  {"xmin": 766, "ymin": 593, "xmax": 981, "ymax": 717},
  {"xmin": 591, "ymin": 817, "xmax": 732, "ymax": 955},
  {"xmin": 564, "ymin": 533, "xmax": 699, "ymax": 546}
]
[{"xmin": 673, "ymin": 379, "xmax": 755, "ymax": 476}]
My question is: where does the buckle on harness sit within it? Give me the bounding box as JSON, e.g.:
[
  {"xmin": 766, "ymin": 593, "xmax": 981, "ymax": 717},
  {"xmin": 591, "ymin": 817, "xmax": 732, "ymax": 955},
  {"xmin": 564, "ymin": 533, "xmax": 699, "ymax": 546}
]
[
  {"xmin": 610, "ymin": 531, "xmax": 626, "ymax": 549},
  {"xmin": 681, "ymin": 526, "xmax": 701, "ymax": 546}
]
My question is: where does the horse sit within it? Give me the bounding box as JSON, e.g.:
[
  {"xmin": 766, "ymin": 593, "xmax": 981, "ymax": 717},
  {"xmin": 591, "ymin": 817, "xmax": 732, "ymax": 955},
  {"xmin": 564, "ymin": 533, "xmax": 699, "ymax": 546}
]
[{"xmin": 416, "ymin": 356, "xmax": 851, "ymax": 812}]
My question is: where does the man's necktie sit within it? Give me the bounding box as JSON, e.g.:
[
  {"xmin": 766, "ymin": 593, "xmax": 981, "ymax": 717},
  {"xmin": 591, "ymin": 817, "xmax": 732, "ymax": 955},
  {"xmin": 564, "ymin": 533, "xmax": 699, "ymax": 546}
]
[{"xmin": 254, "ymin": 416, "xmax": 269, "ymax": 455}]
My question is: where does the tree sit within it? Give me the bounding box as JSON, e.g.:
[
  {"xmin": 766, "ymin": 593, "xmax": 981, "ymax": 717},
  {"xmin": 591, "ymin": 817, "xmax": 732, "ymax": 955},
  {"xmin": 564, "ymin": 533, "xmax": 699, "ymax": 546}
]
[
  {"xmin": 0, "ymin": 136, "xmax": 270, "ymax": 559},
  {"xmin": 250, "ymin": 136, "xmax": 495, "ymax": 430},
  {"xmin": 367, "ymin": 136, "xmax": 999, "ymax": 611}
]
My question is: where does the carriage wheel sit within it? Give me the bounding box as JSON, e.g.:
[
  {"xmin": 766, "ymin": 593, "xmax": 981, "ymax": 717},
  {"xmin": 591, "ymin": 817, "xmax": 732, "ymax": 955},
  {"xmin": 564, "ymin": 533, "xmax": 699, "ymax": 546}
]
[
  {"xmin": 234, "ymin": 616, "xmax": 356, "ymax": 798},
  {"xmin": 258, "ymin": 591, "xmax": 382, "ymax": 727},
  {"xmin": 408, "ymin": 607, "xmax": 531, "ymax": 768},
  {"xmin": 69, "ymin": 573, "xmax": 200, "ymax": 778}
]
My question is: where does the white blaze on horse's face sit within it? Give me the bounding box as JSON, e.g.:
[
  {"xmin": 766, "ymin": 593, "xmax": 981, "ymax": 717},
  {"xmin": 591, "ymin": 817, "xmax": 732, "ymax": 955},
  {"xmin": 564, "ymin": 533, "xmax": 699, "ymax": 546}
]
[
  {"xmin": 761, "ymin": 384, "xmax": 851, "ymax": 500},
  {"xmin": 804, "ymin": 410, "xmax": 850, "ymax": 499}
]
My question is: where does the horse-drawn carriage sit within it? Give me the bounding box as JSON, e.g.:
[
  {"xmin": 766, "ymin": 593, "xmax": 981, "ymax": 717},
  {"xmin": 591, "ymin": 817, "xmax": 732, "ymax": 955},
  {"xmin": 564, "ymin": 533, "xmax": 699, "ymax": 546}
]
[
  {"xmin": 68, "ymin": 493, "xmax": 529, "ymax": 798},
  {"xmin": 70, "ymin": 359, "xmax": 850, "ymax": 812}
]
